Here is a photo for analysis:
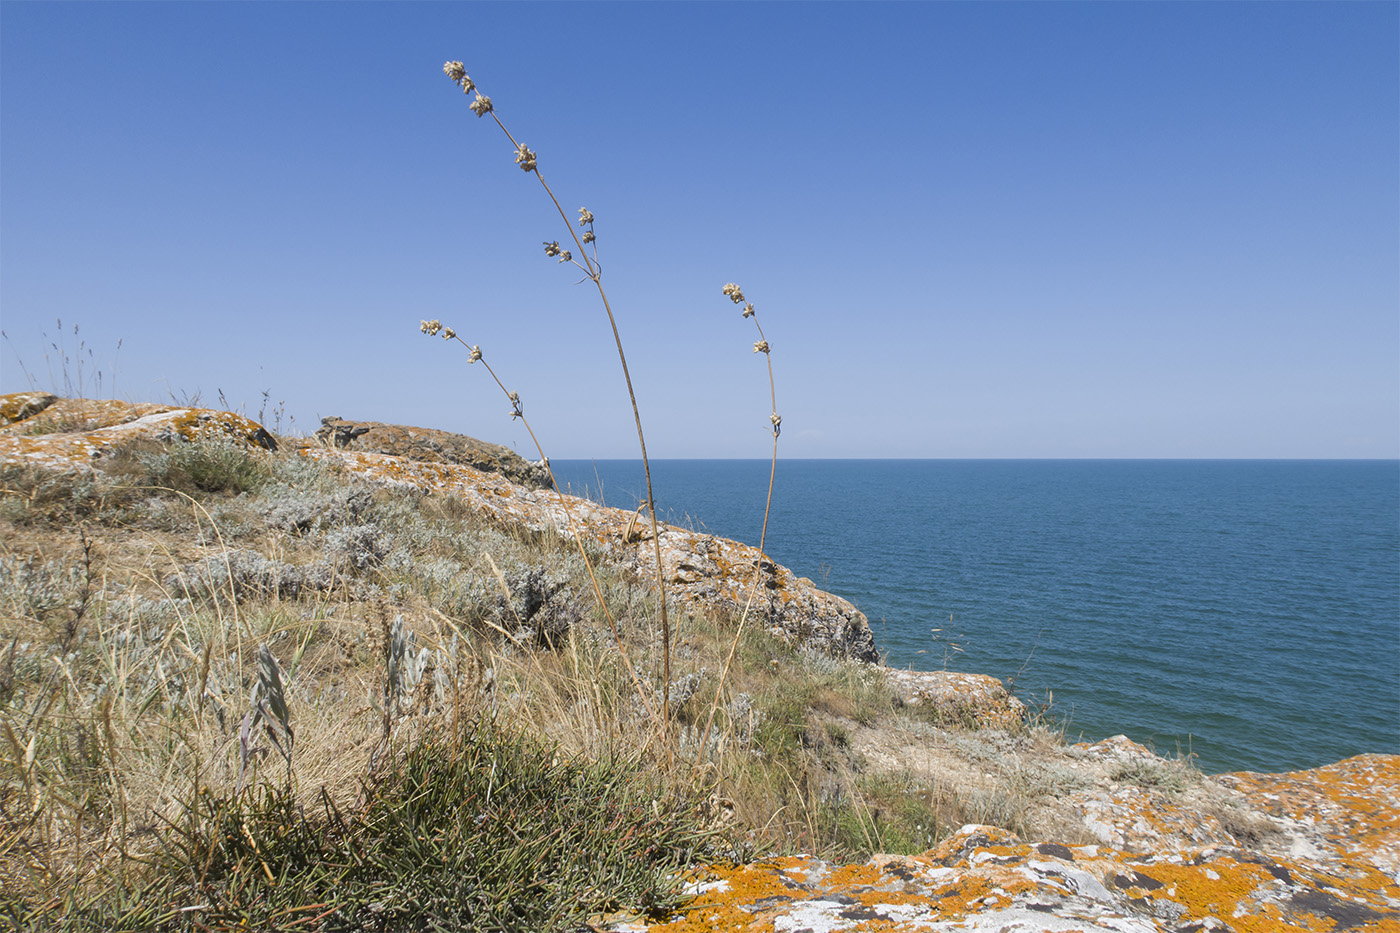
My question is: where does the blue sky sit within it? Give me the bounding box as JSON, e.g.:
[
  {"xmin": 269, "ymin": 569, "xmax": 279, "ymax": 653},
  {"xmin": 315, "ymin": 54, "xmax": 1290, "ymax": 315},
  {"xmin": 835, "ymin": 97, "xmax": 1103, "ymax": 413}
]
[{"xmin": 2, "ymin": 2, "xmax": 1396, "ymax": 458}]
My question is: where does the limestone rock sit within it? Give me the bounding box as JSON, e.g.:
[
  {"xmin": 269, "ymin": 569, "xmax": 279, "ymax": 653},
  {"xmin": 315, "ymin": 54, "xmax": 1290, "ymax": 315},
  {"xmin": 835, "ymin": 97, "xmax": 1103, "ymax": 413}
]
[
  {"xmin": 885, "ymin": 669, "xmax": 1027, "ymax": 729},
  {"xmin": 313, "ymin": 417, "xmax": 552, "ymax": 490},
  {"xmin": 629, "ymin": 755, "xmax": 1400, "ymax": 932},
  {"xmin": 0, "ymin": 391, "xmax": 58, "ymax": 425},
  {"xmin": 0, "ymin": 395, "xmax": 276, "ymax": 470}
]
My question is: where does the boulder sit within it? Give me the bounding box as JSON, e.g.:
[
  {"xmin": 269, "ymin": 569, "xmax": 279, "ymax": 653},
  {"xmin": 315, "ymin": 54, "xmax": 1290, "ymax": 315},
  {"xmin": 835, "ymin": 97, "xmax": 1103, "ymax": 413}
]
[
  {"xmin": 0, "ymin": 395, "xmax": 276, "ymax": 470},
  {"xmin": 0, "ymin": 391, "xmax": 58, "ymax": 425},
  {"xmin": 313, "ymin": 417, "xmax": 552, "ymax": 490},
  {"xmin": 885, "ymin": 668, "xmax": 1027, "ymax": 729}
]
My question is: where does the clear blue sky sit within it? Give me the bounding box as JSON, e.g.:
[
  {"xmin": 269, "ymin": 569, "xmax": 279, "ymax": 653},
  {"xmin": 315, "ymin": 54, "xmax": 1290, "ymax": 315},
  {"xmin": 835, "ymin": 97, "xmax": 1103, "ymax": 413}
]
[{"xmin": 3, "ymin": 2, "xmax": 1396, "ymax": 458}]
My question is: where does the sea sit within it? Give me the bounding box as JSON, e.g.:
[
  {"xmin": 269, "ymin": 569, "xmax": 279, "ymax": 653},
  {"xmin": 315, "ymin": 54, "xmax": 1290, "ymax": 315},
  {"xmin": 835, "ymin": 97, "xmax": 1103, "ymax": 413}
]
[{"xmin": 549, "ymin": 459, "xmax": 1400, "ymax": 776}]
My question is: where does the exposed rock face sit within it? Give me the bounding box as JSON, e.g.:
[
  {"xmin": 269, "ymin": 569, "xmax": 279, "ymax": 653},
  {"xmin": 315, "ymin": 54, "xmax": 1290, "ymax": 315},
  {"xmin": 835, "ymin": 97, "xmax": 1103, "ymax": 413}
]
[
  {"xmin": 0, "ymin": 391, "xmax": 58, "ymax": 425},
  {"xmin": 0, "ymin": 396, "xmax": 276, "ymax": 470},
  {"xmin": 635, "ymin": 750, "xmax": 1400, "ymax": 932},
  {"xmin": 885, "ymin": 669, "xmax": 1027, "ymax": 729},
  {"xmin": 312, "ymin": 416, "xmax": 552, "ymax": 490}
]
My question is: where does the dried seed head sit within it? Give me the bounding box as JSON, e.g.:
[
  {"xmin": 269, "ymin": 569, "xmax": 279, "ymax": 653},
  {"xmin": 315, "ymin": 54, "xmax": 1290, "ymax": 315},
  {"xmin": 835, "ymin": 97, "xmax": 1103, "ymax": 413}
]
[
  {"xmin": 578, "ymin": 207, "xmax": 594, "ymax": 226},
  {"xmin": 753, "ymin": 340, "xmax": 770, "ymax": 354},
  {"xmin": 771, "ymin": 413, "xmax": 782, "ymax": 436},
  {"xmin": 468, "ymin": 345, "xmax": 482, "ymax": 363},
  {"xmin": 544, "ymin": 241, "xmax": 561, "ymax": 258},
  {"xmin": 443, "ymin": 61, "xmax": 466, "ymax": 82},
  {"xmin": 722, "ymin": 283, "xmax": 745, "ymax": 304},
  {"xmin": 558, "ymin": 250, "xmax": 572, "ymax": 262},
  {"xmin": 469, "ymin": 93, "xmax": 493, "ymax": 117},
  {"xmin": 420, "ymin": 319, "xmax": 442, "ymax": 336},
  {"xmin": 743, "ymin": 302, "xmax": 756, "ymax": 318},
  {"xmin": 582, "ymin": 230, "xmax": 595, "ymax": 245},
  {"xmin": 256, "ymin": 644, "xmax": 290, "ymax": 733},
  {"xmin": 442, "ymin": 326, "xmax": 456, "ymax": 340},
  {"xmin": 514, "ymin": 143, "xmax": 537, "ymax": 171}
]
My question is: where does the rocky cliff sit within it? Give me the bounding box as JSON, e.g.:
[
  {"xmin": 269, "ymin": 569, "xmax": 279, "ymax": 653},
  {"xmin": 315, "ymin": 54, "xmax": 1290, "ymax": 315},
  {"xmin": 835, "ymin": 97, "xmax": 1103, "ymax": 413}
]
[{"xmin": 2, "ymin": 392, "xmax": 1395, "ymax": 931}]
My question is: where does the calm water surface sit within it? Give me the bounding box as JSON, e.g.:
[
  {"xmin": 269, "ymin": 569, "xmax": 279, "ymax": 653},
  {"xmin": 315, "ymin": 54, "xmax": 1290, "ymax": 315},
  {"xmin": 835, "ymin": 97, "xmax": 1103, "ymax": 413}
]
[{"xmin": 550, "ymin": 459, "xmax": 1400, "ymax": 775}]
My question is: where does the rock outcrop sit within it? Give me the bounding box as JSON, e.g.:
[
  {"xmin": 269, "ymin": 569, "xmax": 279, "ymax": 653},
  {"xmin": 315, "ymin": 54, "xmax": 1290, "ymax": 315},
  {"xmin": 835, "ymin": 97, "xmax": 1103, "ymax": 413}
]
[
  {"xmin": 0, "ymin": 396, "xmax": 275, "ymax": 470},
  {"xmin": 885, "ymin": 669, "xmax": 1028, "ymax": 729},
  {"xmin": 636, "ymin": 748, "xmax": 1400, "ymax": 932},
  {"xmin": 295, "ymin": 444, "xmax": 880, "ymax": 662},
  {"xmin": 311, "ymin": 416, "xmax": 552, "ymax": 489},
  {"xmin": 0, "ymin": 397, "xmax": 874, "ymax": 662}
]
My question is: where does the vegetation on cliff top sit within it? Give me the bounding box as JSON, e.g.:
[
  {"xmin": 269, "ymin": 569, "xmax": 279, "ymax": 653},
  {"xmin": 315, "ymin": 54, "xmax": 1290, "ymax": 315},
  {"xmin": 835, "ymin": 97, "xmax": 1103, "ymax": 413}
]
[{"xmin": 2, "ymin": 436, "xmax": 1072, "ymax": 930}]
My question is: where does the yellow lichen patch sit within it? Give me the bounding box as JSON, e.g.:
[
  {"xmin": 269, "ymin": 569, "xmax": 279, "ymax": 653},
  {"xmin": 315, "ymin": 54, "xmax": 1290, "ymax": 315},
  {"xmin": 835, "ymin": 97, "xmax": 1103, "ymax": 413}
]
[
  {"xmin": 919, "ymin": 870, "xmax": 1007, "ymax": 917},
  {"xmin": 1224, "ymin": 754, "xmax": 1400, "ymax": 876},
  {"xmin": 926, "ymin": 827, "xmax": 1022, "ymax": 863},
  {"xmin": 650, "ymin": 859, "xmax": 813, "ymax": 933},
  {"xmin": 1129, "ymin": 856, "xmax": 1303, "ymax": 933},
  {"xmin": 164, "ymin": 409, "xmax": 275, "ymax": 448},
  {"xmin": 822, "ymin": 862, "xmax": 888, "ymax": 890}
]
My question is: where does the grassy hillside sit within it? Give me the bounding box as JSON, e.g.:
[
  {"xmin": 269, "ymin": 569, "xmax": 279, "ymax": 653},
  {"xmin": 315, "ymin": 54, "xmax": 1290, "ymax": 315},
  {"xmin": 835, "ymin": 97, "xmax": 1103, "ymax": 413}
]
[{"xmin": 2, "ymin": 435, "xmax": 1066, "ymax": 930}]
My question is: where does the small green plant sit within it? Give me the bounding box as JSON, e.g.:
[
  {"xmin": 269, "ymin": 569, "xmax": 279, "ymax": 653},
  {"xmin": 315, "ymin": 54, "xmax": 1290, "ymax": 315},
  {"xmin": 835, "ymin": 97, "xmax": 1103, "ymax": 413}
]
[
  {"xmin": 141, "ymin": 436, "xmax": 271, "ymax": 495},
  {"xmin": 75, "ymin": 718, "xmax": 726, "ymax": 932}
]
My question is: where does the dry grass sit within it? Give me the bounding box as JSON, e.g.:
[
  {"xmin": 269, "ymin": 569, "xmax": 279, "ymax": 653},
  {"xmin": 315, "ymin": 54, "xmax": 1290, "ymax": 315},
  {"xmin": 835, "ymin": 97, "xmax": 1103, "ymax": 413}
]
[
  {"xmin": 0, "ymin": 446, "xmax": 930, "ymax": 927},
  {"xmin": 0, "ymin": 434, "xmax": 1220, "ymax": 928}
]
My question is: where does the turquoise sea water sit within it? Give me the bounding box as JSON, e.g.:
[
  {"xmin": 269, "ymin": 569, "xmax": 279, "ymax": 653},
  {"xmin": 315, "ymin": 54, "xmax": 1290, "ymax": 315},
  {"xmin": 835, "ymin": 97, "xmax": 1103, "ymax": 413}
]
[{"xmin": 550, "ymin": 460, "xmax": 1400, "ymax": 775}]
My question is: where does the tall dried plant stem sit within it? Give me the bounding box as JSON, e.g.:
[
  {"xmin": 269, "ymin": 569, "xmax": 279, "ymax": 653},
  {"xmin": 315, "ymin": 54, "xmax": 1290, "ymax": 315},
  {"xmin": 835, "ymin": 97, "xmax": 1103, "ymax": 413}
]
[
  {"xmin": 440, "ymin": 336, "xmax": 663, "ymax": 732},
  {"xmin": 467, "ymin": 96, "xmax": 675, "ymax": 761},
  {"xmin": 695, "ymin": 291, "xmax": 779, "ymax": 767}
]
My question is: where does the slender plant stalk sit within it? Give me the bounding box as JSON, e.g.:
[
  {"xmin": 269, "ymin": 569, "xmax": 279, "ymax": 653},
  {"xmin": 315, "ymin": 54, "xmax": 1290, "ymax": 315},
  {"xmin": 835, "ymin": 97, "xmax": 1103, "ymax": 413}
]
[
  {"xmin": 417, "ymin": 325, "xmax": 662, "ymax": 731},
  {"xmin": 694, "ymin": 284, "xmax": 780, "ymax": 767},
  {"xmin": 440, "ymin": 63, "xmax": 674, "ymax": 762}
]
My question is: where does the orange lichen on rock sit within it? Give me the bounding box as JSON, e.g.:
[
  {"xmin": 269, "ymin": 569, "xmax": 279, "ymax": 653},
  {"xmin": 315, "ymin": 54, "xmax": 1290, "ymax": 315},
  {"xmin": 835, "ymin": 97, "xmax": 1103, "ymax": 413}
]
[
  {"xmin": 1221, "ymin": 753, "xmax": 1400, "ymax": 878},
  {"xmin": 0, "ymin": 391, "xmax": 58, "ymax": 425},
  {"xmin": 0, "ymin": 395, "xmax": 276, "ymax": 471}
]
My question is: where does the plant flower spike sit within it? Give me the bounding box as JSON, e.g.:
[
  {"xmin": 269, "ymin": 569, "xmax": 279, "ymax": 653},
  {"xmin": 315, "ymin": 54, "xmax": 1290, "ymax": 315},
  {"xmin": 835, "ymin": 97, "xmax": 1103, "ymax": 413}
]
[
  {"xmin": 439, "ymin": 60, "xmax": 677, "ymax": 758},
  {"xmin": 696, "ymin": 282, "xmax": 781, "ymax": 763}
]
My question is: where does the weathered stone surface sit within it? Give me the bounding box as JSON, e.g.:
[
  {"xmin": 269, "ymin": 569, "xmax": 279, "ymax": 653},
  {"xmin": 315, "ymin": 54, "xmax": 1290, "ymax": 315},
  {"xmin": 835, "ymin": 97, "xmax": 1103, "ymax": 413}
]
[
  {"xmin": 0, "ymin": 395, "xmax": 276, "ymax": 470},
  {"xmin": 632, "ymin": 755, "xmax": 1400, "ymax": 931},
  {"xmin": 0, "ymin": 391, "xmax": 58, "ymax": 425},
  {"xmin": 886, "ymin": 669, "xmax": 1027, "ymax": 729},
  {"xmin": 311, "ymin": 416, "xmax": 552, "ymax": 489}
]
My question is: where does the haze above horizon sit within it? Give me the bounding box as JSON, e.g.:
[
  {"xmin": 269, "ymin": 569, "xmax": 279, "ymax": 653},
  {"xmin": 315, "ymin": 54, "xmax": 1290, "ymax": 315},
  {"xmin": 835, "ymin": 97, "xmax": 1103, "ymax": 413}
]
[{"xmin": 2, "ymin": 2, "xmax": 1396, "ymax": 459}]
